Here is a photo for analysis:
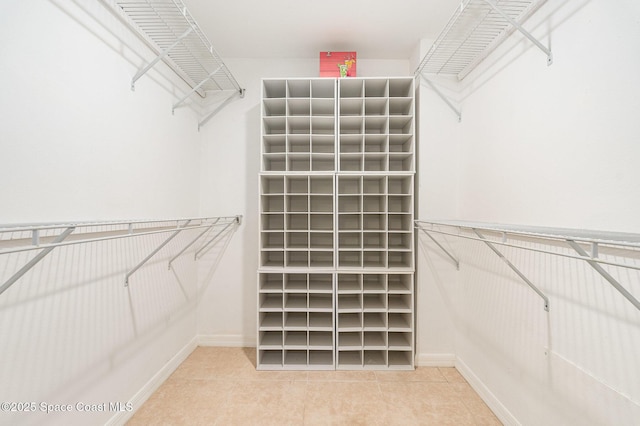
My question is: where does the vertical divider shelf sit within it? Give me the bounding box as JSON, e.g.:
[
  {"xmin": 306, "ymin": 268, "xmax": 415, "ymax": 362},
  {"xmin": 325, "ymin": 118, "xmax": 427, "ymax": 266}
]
[{"xmin": 259, "ymin": 77, "xmax": 414, "ymax": 371}]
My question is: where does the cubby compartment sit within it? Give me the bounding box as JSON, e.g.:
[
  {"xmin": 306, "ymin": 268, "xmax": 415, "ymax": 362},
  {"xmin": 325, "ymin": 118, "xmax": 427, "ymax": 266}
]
[
  {"xmin": 363, "ymin": 232, "xmax": 385, "ymax": 249},
  {"xmin": 287, "ymin": 214, "xmax": 308, "ymax": 230},
  {"xmin": 309, "ymin": 350, "xmax": 333, "ymax": 366},
  {"xmin": 286, "ymin": 251, "xmax": 309, "ymax": 267},
  {"xmin": 339, "ymin": 135, "xmax": 363, "ymax": 153},
  {"xmin": 311, "ymin": 137, "xmax": 335, "ymax": 154},
  {"xmin": 363, "ymin": 251, "xmax": 386, "ymax": 268},
  {"xmin": 388, "ymin": 79, "xmax": 413, "ymax": 98},
  {"xmin": 363, "ymin": 350, "xmax": 387, "ymax": 367},
  {"xmin": 284, "ymin": 330, "xmax": 307, "ymax": 347},
  {"xmin": 263, "ymin": 136, "xmax": 286, "ymax": 154},
  {"xmin": 338, "ymin": 351, "xmax": 362, "ymax": 367},
  {"xmin": 338, "ymin": 293, "xmax": 362, "ymax": 312},
  {"xmin": 388, "ymin": 214, "xmax": 411, "ymax": 231},
  {"xmin": 263, "ymin": 79, "xmax": 287, "ymax": 99},
  {"xmin": 259, "ymin": 350, "xmax": 283, "ymax": 367},
  {"xmin": 388, "ymin": 332, "xmax": 412, "ymax": 350},
  {"xmin": 363, "ymin": 274, "xmax": 386, "ymax": 292},
  {"xmin": 388, "ymin": 195, "xmax": 411, "ymax": 213},
  {"xmin": 339, "ymin": 251, "xmax": 362, "ymax": 268},
  {"xmin": 288, "ymin": 155, "xmax": 311, "ymax": 171},
  {"xmin": 260, "ymin": 312, "xmax": 283, "ymax": 330},
  {"xmin": 388, "ymin": 153, "xmax": 413, "ymax": 172},
  {"xmin": 260, "ymin": 273, "xmax": 283, "ymax": 292},
  {"xmin": 364, "ymin": 79, "xmax": 388, "ymax": 98},
  {"xmin": 309, "ymin": 331, "xmax": 333, "ymax": 348},
  {"xmin": 285, "ymin": 350, "xmax": 308, "ymax": 365},
  {"xmin": 261, "ymin": 251, "xmax": 284, "ymax": 267},
  {"xmin": 364, "ymin": 98, "xmax": 388, "ymax": 116},
  {"xmin": 287, "ymin": 195, "xmax": 308, "ymax": 212},
  {"xmin": 311, "ymin": 79, "xmax": 335, "ymax": 98},
  {"xmin": 340, "ymin": 117, "xmax": 363, "ymax": 135},
  {"xmin": 338, "ymin": 313, "xmax": 362, "ymax": 330},
  {"xmin": 388, "ymin": 313, "xmax": 411, "ymax": 331},
  {"xmin": 260, "ymin": 293, "xmax": 283, "ymax": 311},
  {"xmin": 340, "ymin": 98, "xmax": 363, "ymax": 116},
  {"xmin": 363, "ymin": 331, "xmax": 387, "ymax": 349},
  {"xmin": 364, "ymin": 117, "xmax": 387, "ymax": 134},
  {"xmin": 310, "ymin": 176, "xmax": 333, "ymax": 193},
  {"xmin": 364, "ymin": 135, "xmax": 387, "ymax": 153},
  {"xmin": 312, "ymin": 98, "xmax": 335, "ymax": 116},
  {"xmin": 259, "ymin": 331, "xmax": 283, "ymax": 348},
  {"xmin": 388, "ymin": 135, "xmax": 413, "ymax": 153},
  {"xmin": 312, "ymin": 116, "xmax": 335, "ymax": 135},
  {"xmin": 363, "ymin": 312, "xmax": 387, "ymax": 330},
  {"xmin": 338, "ymin": 214, "xmax": 361, "ymax": 231},
  {"xmin": 263, "ymin": 98, "xmax": 286, "ymax": 116},
  {"xmin": 288, "ymin": 98, "xmax": 311, "ymax": 116},
  {"xmin": 388, "ymin": 251, "xmax": 413, "ymax": 268},
  {"xmin": 387, "ymin": 176, "xmax": 412, "ymax": 194},
  {"xmin": 288, "ymin": 136, "xmax": 311, "ymax": 153},
  {"xmin": 339, "ymin": 232, "xmax": 362, "ymax": 249},
  {"xmin": 388, "ymin": 98, "xmax": 413, "ymax": 116},
  {"xmin": 308, "ymin": 273, "xmax": 333, "ymax": 292},
  {"xmin": 309, "ymin": 251, "xmax": 333, "ymax": 267},
  {"xmin": 309, "ymin": 232, "xmax": 333, "ymax": 249},
  {"xmin": 287, "ymin": 80, "xmax": 311, "ymax": 98},
  {"xmin": 338, "ymin": 332, "xmax": 362, "ymax": 349},
  {"xmin": 262, "ymin": 232, "xmax": 284, "ymax": 249},
  {"xmin": 388, "ymin": 293, "xmax": 412, "ymax": 312},
  {"xmin": 337, "ymin": 274, "xmax": 361, "ymax": 293},
  {"xmin": 388, "ymin": 232, "xmax": 412, "ymax": 250},
  {"xmin": 363, "ymin": 294, "xmax": 386, "ymax": 311},
  {"xmin": 388, "ymin": 274, "xmax": 413, "ymax": 293},
  {"xmin": 363, "ymin": 214, "xmax": 385, "ymax": 231},
  {"xmin": 309, "ymin": 214, "xmax": 333, "ymax": 230},
  {"xmin": 284, "ymin": 312, "xmax": 307, "ymax": 329},
  {"xmin": 364, "ymin": 154, "xmax": 387, "ymax": 172},
  {"xmin": 363, "ymin": 195, "xmax": 385, "ymax": 213},
  {"xmin": 338, "ymin": 176, "xmax": 361, "ymax": 193},
  {"xmin": 339, "ymin": 79, "xmax": 364, "ymax": 98},
  {"xmin": 285, "ymin": 273, "xmax": 307, "ymax": 291},
  {"xmin": 308, "ymin": 312, "xmax": 332, "ymax": 329},
  {"xmin": 263, "ymin": 117, "xmax": 286, "ymax": 135}
]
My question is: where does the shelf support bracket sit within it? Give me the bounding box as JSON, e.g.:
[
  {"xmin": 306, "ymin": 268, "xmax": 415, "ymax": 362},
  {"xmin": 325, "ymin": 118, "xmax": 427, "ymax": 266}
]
[
  {"xmin": 198, "ymin": 91, "xmax": 242, "ymax": 131},
  {"xmin": 567, "ymin": 240, "xmax": 640, "ymax": 311},
  {"xmin": 418, "ymin": 226, "xmax": 460, "ymax": 270},
  {"xmin": 131, "ymin": 27, "xmax": 194, "ymax": 91},
  {"xmin": 125, "ymin": 220, "xmax": 192, "ymax": 286},
  {"xmin": 474, "ymin": 229, "xmax": 549, "ymax": 311},
  {"xmin": 167, "ymin": 219, "xmax": 220, "ymax": 269},
  {"xmin": 0, "ymin": 227, "xmax": 76, "ymax": 296},
  {"xmin": 172, "ymin": 66, "xmax": 223, "ymax": 114},
  {"xmin": 481, "ymin": 0, "xmax": 553, "ymax": 66},
  {"xmin": 194, "ymin": 218, "xmax": 238, "ymax": 260},
  {"xmin": 419, "ymin": 75, "xmax": 462, "ymax": 122}
]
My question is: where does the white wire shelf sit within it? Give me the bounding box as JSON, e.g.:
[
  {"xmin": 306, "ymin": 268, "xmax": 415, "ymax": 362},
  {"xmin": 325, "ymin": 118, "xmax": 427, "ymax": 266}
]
[
  {"xmin": 103, "ymin": 0, "xmax": 245, "ymax": 122},
  {"xmin": 0, "ymin": 216, "xmax": 242, "ymax": 295},
  {"xmin": 415, "ymin": 0, "xmax": 550, "ymax": 80},
  {"xmin": 415, "ymin": 220, "xmax": 640, "ymax": 312}
]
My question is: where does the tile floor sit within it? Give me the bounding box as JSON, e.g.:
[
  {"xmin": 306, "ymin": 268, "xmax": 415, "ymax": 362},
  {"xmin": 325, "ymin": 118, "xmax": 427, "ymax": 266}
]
[{"xmin": 128, "ymin": 347, "xmax": 501, "ymax": 425}]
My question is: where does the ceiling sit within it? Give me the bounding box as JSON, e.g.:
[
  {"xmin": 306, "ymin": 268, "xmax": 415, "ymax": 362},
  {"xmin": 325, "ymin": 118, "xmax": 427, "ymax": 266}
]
[{"xmin": 182, "ymin": 0, "xmax": 461, "ymax": 60}]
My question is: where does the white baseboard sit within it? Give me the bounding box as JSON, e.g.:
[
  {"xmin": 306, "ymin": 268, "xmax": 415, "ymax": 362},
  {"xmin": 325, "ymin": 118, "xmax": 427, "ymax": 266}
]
[
  {"xmin": 455, "ymin": 356, "xmax": 520, "ymax": 426},
  {"xmin": 105, "ymin": 337, "xmax": 198, "ymax": 426},
  {"xmin": 197, "ymin": 334, "xmax": 255, "ymax": 347},
  {"xmin": 415, "ymin": 352, "xmax": 456, "ymax": 367}
]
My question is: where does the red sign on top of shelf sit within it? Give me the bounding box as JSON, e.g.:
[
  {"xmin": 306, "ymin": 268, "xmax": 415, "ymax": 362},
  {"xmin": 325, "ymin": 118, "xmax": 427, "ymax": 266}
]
[{"xmin": 319, "ymin": 52, "xmax": 357, "ymax": 77}]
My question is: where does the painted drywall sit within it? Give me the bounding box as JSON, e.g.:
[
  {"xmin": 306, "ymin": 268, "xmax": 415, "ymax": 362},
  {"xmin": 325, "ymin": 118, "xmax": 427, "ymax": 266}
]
[
  {"xmin": 417, "ymin": 0, "xmax": 640, "ymax": 424},
  {"xmin": 0, "ymin": 1, "xmax": 205, "ymax": 425},
  {"xmin": 196, "ymin": 58, "xmax": 411, "ymax": 344}
]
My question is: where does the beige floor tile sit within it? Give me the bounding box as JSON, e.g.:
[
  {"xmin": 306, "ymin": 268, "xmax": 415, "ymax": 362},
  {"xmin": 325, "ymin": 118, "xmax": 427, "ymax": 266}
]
[
  {"xmin": 307, "ymin": 370, "xmax": 377, "ymax": 382},
  {"xmin": 215, "ymin": 380, "xmax": 306, "ymax": 425},
  {"xmin": 128, "ymin": 378, "xmax": 234, "ymax": 425},
  {"xmin": 303, "ymin": 381, "xmax": 387, "ymax": 425},
  {"xmin": 375, "ymin": 367, "xmax": 447, "ymax": 382},
  {"xmin": 439, "ymin": 367, "xmax": 468, "ymax": 383}
]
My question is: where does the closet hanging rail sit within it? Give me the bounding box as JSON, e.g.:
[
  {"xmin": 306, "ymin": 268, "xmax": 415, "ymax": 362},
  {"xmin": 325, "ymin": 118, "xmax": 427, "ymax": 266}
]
[
  {"xmin": 415, "ymin": 220, "xmax": 640, "ymax": 312},
  {"xmin": 103, "ymin": 0, "xmax": 245, "ymax": 109},
  {"xmin": 415, "ymin": 0, "xmax": 551, "ymax": 80},
  {"xmin": 0, "ymin": 216, "xmax": 241, "ymax": 295}
]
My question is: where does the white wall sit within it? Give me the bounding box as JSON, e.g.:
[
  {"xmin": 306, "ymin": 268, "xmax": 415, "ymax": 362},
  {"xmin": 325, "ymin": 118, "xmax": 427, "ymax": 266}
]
[
  {"xmin": 417, "ymin": 0, "xmax": 640, "ymax": 424},
  {"xmin": 196, "ymin": 58, "xmax": 411, "ymax": 344},
  {"xmin": 0, "ymin": 1, "xmax": 205, "ymax": 425}
]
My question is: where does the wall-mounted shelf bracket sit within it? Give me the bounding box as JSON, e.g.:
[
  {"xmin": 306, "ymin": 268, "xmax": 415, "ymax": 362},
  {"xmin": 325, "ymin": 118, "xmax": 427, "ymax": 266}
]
[
  {"xmin": 0, "ymin": 227, "xmax": 76, "ymax": 296},
  {"xmin": 167, "ymin": 218, "xmax": 226, "ymax": 269},
  {"xmin": 567, "ymin": 240, "xmax": 640, "ymax": 311},
  {"xmin": 125, "ymin": 220, "xmax": 192, "ymax": 286},
  {"xmin": 194, "ymin": 218, "xmax": 239, "ymax": 260},
  {"xmin": 131, "ymin": 27, "xmax": 194, "ymax": 91},
  {"xmin": 417, "ymin": 225, "xmax": 460, "ymax": 269},
  {"xmin": 172, "ymin": 66, "xmax": 223, "ymax": 114},
  {"xmin": 474, "ymin": 229, "xmax": 549, "ymax": 311},
  {"xmin": 419, "ymin": 75, "xmax": 461, "ymax": 122},
  {"xmin": 482, "ymin": 0, "xmax": 552, "ymax": 66},
  {"xmin": 198, "ymin": 90, "xmax": 243, "ymax": 131}
]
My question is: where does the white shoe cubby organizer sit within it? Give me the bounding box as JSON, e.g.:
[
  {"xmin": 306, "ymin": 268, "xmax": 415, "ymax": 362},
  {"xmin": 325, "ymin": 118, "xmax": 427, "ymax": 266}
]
[{"xmin": 258, "ymin": 77, "xmax": 414, "ymax": 370}]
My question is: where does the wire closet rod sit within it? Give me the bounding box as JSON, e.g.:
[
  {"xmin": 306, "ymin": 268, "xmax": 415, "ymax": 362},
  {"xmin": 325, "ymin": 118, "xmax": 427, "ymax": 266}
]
[
  {"xmin": 415, "ymin": 220, "xmax": 640, "ymax": 311},
  {"xmin": 0, "ymin": 216, "xmax": 242, "ymax": 295}
]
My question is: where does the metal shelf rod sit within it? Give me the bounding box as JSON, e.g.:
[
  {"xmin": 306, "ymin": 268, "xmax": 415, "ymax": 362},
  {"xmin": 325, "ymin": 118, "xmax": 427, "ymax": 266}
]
[
  {"xmin": 0, "ymin": 217, "xmax": 240, "ymax": 257},
  {"xmin": 0, "ymin": 227, "xmax": 76, "ymax": 296},
  {"xmin": 415, "ymin": 220, "xmax": 640, "ymax": 312}
]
